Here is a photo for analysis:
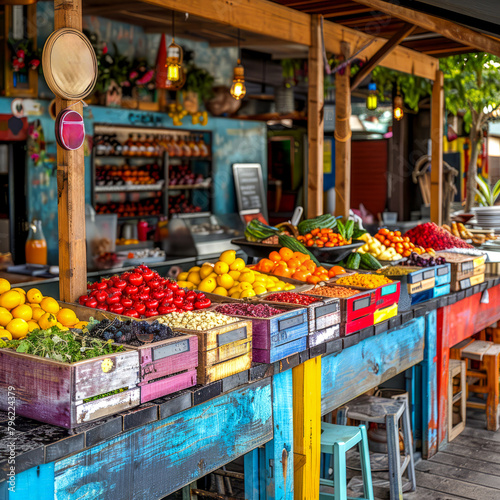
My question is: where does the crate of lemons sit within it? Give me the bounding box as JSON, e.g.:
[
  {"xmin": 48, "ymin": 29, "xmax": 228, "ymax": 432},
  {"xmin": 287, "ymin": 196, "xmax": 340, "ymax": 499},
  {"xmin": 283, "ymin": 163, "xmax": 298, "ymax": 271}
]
[
  {"xmin": 0, "ymin": 279, "xmax": 88, "ymax": 341},
  {"xmin": 177, "ymin": 250, "xmax": 295, "ymax": 299}
]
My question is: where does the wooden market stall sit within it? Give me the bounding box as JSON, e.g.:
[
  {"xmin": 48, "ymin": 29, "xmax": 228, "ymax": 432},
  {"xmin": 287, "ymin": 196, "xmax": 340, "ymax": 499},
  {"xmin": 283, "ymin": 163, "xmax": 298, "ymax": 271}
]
[{"xmin": 4, "ymin": 0, "xmax": 500, "ymax": 499}]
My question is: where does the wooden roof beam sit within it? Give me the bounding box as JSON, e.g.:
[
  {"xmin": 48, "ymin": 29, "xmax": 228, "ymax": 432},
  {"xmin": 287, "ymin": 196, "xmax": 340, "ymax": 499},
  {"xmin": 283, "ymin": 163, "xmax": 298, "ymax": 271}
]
[
  {"xmin": 351, "ymin": 22, "xmax": 416, "ymax": 90},
  {"xmin": 351, "ymin": 0, "xmax": 500, "ymax": 57}
]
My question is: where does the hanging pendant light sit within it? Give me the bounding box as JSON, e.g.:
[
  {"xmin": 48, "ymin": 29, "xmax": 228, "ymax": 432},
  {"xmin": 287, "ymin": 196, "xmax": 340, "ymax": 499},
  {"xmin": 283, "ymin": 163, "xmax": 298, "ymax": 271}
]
[
  {"xmin": 393, "ymin": 90, "xmax": 404, "ymax": 121},
  {"xmin": 366, "ymin": 82, "xmax": 378, "ymax": 110},
  {"xmin": 165, "ymin": 11, "xmax": 183, "ymax": 83},
  {"xmin": 230, "ymin": 30, "xmax": 246, "ymax": 100}
]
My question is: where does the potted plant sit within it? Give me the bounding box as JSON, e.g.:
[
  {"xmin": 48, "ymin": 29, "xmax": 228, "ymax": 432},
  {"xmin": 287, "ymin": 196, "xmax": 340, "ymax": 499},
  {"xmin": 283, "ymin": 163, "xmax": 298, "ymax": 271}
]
[
  {"xmin": 475, "ymin": 174, "xmax": 500, "ymax": 207},
  {"xmin": 183, "ymin": 65, "xmax": 214, "ymax": 114}
]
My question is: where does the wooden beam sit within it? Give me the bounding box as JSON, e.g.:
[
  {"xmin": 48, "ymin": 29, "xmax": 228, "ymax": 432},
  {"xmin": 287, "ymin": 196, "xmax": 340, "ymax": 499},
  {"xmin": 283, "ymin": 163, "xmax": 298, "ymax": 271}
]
[
  {"xmin": 351, "ymin": 0, "xmax": 500, "ymax": 58},
  {"xmin": 323, "ymin": 22, "xmax": 438, "ymax": 80},
  {"xmin": 430, "ymin": 70, "xmax": 444, "ymax": 225},
  {"xmin": 351, "ymin": 22, "xmax": 416, "ymax": 91},
  {"xmin": 139, "ymin": 0, "xmax": 312, "ymax": 46},
  {"xmin": 307, "ymin": 15, "xmax": 324, "ymax": 218},
  {"xmin": 54, "ymin": 0, "xmax": 88, "ymax": 302},
  {"xmin": 335, "ymin": 41, "xmax": 351, "ymax": 220}
]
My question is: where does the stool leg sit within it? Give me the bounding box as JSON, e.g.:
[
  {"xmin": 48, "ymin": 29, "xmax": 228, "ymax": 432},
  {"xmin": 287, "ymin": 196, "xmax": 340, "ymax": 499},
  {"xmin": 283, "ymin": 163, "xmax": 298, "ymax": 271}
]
[
  {"xmin": 386, "ymin": 414, "xmax": 403, "ymax": 500},
  {"xmin": 358, "ymin": 425, "xmax": 374, "ymax": 500},
  {"xmin": 485, "ymin": 353, "xmax": 500, "ymax": 431},
  {"xmin": 333, "ymin": 442, "xmax": 347, "ymax": 500},
  {"xmin": 400, "ymin": 401, "xmax": 416, "ymax": 492}
]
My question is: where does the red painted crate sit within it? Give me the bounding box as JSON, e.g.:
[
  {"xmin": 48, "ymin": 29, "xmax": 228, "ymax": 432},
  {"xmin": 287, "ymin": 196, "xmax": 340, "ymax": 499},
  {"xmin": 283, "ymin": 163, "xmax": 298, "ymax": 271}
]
[{"xmin": 0, "ymin": 348, "xmax": 140, "ymax": 429}]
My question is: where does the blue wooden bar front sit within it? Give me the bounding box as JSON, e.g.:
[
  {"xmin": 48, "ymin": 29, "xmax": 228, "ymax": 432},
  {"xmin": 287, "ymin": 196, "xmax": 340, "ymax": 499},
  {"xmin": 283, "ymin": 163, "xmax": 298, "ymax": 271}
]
[{"xmin": 3, "ymin": 279, "xmax": 500, "ymax": 499}]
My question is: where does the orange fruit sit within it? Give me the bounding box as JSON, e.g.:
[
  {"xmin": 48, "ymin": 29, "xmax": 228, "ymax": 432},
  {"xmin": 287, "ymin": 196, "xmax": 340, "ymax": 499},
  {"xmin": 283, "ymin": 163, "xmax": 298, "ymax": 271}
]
[
  {"xmin": 287, "ymin": 257, "xmax": 300, "ymax": 270},
  {"xmin": 6, "ymin": 318, "xmax": 29, "ymax": 339},
  {"xmin": 332, "ymin": 266, "xmax": 346, "ymax": 275},
  {"xmin": 11, "ymin": 304, "xmax": 33, "ymax": 322},
  {"xmin": 259, "ymin": 258, "xmax": 274, "ymax": 273},
  {"xmin": 307, "ymin": 276, "xmax": 321, "ymax": 285},
  {"xmin": 269, "ymin": 251, "xmax": 281, "ymax": 262},
  {"xmin": 279, "ymin": 247, "xmax": 293, "ymax": 261},
  {"xmin": 57, "ymin": 308, "xmax": 79, "ymax": 327}
]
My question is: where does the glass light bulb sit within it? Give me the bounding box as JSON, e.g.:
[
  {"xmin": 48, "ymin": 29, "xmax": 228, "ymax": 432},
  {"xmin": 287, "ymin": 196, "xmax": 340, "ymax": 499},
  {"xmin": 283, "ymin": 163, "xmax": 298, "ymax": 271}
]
[
  {"xmin": 167, "ymin": 64, "xmax": 180, "ymax": 82},
  {"xmin": 366, "ymin": 94, "xmax": 378, "ymax": 110},
  {"xmin": 394, "ymin": 106, "xmax": 404, "ymax": 121},
  {"xmin": 231, "ymin": 80, "xmax": 246, "ymax": 100}
]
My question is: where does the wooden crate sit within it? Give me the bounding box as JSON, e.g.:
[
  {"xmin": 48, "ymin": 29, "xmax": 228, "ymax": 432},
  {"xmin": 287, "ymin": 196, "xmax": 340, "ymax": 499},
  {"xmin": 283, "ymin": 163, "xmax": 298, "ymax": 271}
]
[
  {"xmin": 339, "ymin": 312, "xmax": 374, "ymax": 336},
  {"xmin": 308, "ymin": 324, "xmax": 340, "ymax": 348},
  {"xmin": 373, "ymin": 303, "xmax": 398, "ymax": 325},
  {"xmin": 174, "ymin": 320, "xmax": 253, "ymax": 385},
  {"xmin": 218, "ymin": 304, "xmax": 308, "ymax": 364},
  {"xmin": 0, "ymin": 348, "xmax": 140, "ymax": 428},
  {"xmin": 435, "ymin": 264, "xmax": 451, "ymax": 286},
  {"xmin": 451, "ymin": 272, "xmax": 485, "ymax": 292},
  {"xmin": 133, "ymin": 334, "xmax": 198, "ymax": 403}
]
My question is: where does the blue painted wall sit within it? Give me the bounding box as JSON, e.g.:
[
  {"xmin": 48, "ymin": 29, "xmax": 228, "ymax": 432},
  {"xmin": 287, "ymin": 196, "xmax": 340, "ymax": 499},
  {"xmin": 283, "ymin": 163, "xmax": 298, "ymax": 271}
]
[{"xmin": 2, "ymin": 4, "xmax": 266, "ymax": 265}]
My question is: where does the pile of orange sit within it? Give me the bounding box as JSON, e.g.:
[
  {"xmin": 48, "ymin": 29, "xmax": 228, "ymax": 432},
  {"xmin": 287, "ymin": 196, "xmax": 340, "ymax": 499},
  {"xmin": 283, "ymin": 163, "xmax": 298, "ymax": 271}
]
[
  {"xmin": 374, "ymin": 229, "xmax": 426, "ymax": 257},
  {"xmin": 297, "ymin": 228, "xmax": 350, "ymax": 248},
  {"xmin": 253, "ymin": 247, "xmax": 346, "ymax": 285}
]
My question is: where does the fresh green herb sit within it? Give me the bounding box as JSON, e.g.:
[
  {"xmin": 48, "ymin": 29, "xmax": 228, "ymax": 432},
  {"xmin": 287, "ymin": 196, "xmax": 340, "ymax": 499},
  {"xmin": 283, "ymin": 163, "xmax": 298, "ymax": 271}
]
[
  {"xmin": 0, "ymin": 327, "xmax": 125, "ymax": 363},
  {"xmin": 83, "ymin": 387, "xmax": 127, "ymax": 403}
]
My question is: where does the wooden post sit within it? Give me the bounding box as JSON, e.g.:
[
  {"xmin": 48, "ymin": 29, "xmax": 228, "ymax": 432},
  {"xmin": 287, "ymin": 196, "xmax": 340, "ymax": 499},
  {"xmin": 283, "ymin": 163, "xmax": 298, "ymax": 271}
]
[
  {"xmin": 307, "ymin": 14, "xmax": 324, "ymax": 218},
  {"xmin": 54, "ymin": 0, "xmax": 88, "ymax": 302},
  {"xmin": 293, "ymin": 357, "xmax": 321, "ymax": 499},
  {"xmin": 430, "ymin": 70, "xmax": 444, "ymax": 225},
  {"xmin": 334, "ymin": 42, "xmax": 351, "ymax": 219}
]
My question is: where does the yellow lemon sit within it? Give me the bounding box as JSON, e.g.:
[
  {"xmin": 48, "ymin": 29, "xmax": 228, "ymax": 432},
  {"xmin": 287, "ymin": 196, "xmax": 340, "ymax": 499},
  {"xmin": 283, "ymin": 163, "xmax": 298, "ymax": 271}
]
[
  {"xmin": 240, "ymin": 271, "xmax": 255, "ymax": 284},
  {"xmin": 217, "ymin": 274, "xmax": 234, "ymax": 290},
  {"xmin": 0, "ymin": 330, "xmax": 12, "ymax": 341},
  {"xmin": 57, "ymin": 308, "xmax": 79, "ymax": 327},
  {"xmin": 0, "ymin": 278, "xmax": 11, "ymax": 295},
  {"xmin": 40, "ymin": 297, "xmax": 60, "ymax": 314},
  {"xmin": 265, "ymin": 279, "xmax": 275, "ymax": 288},
  {"xmin": 177, "ymin": 272, "xmax": 189, "ymax": 281},
  {"xmin": 254, "ymin": 274, "xmax": 267, "ymax": 283},
  {"xmin": 27, "ymin": 288, "xmax": 43, "ymax": 304},
  {"xmin": 38, "ymin": 312, "xmax": 58, "ymax": 330},
  {"xmin": 74, "ymin": 321, "xmax": 89, "ymax": 329},
  {"xmin": 11, "ymin": 288, "xmax": 26, "ymax": 304},
  {"xmin": 240, "ymin": 289, "xmax": 256, "ymax": 298},
  {"xmin": 213, "ymin": 261, "xmax": 229, "ymax": 275},
  {"xmin": 56, "ymin": 322, "xmax": 69, "ymax": 331},
  {"xmin": 32, "ymin": 307, "xmax": 45, "ymax": 321},
  {"xmin": 270, "ymin": 276, "xmax": 279, "ymax": 282},
  {"xmin": 177, "ymin": 281, "xmax": 191, "ymax": 289},
  {"xmin": 187, "ymin": 271, "xmax": 202, "ymax": 286},
  {"xmin": 0, "ymin": 290, "xmax": 23, "ymax": 310},
  {"xmin": 30, "ymin": 303, "xmax": 41, "ymax": 308},
  {"xmin": 219, "ymin": 250, "xmax": 236, "ymax": 266},
  {"xmin": 230, "ymin": 292, "xmax": 241, "ymax": 299},
  {"xmin": 0, "ymin": 307, "xmax": 13, "ymax": 327},
  {"xmin": 240, "ymin": 267, "xmax": 251, "ymax": 273},
  {"xmin": 27, "ymin": 320, "xmax": 40, "ymax": 332},
  {"xmin": 253, "ymin": 285, "xmax": 267, "ymax": 295},
  {"xmin": 6, "ymin": 318, "xmax": 29, "ymax": 339},
  {"xmin": 284, "ymin": 284, "xmax": 295, "ymax": 290},
  {"xmin": 239, "ymin": 282, "xmax": 252, "ymax": 291},
  {"xmin": 267, "ymin": 286, "xmax": 279, "ymax": 292},
  {"xmin": 228, "ymin": 270, "xmax": 240, "ymax": 281},
  {"xmin": 213, "ymin": 286, "xmax": 228, "ymax": 296},
  {"xmin": 189, "ymin": 266, "xmax": 201, "ymax": 273},
  {"xmin": 197, "ymin": 277, "xmax": 217, "ymax": 293},
  {"xmin": 228, "ymin": 285, "xmax": 240, "ymax": 295},
  {"xmin": 230, "ymin": 258, "xmax": 245, "ymax": 271},
  {"xmin": 200, "ymin": 265, "xmax": 214, "ymax": 279},
  {"xmin": 208, "ymin": 272, "xmax": 218, "ymax": 279},
  {"xmin": 11, "ymin": 304, "xmax": 33, "ymax": 322}
]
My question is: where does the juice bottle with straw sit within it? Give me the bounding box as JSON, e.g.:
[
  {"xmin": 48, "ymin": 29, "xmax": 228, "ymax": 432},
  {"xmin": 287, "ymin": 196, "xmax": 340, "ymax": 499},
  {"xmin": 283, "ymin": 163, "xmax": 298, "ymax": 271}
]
[{"xmin": 25, "ymin": 220, "xmax": 47, "ymax": 265}]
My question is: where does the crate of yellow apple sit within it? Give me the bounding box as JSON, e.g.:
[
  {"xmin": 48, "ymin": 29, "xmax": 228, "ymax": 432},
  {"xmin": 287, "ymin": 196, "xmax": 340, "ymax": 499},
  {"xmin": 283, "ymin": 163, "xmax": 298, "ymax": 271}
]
[
  {"xmin": 177, "ymin": 250, "xmax": 295, "ymax": 299},
  {"xmin": 0, "ymin": 278, "xmax": 87, "ymax": 340}
]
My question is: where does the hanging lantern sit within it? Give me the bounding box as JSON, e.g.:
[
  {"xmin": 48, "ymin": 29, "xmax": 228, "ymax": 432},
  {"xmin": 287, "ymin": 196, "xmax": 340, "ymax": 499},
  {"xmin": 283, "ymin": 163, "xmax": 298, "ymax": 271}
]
[
  {"xmin": 366, "ymin": 82, "xmax": 378, "ymax": 110},
  {"xmin": 393, "ymin": 93, "xmax": 404, "ymax": 121},
  {"xmin": 165, "ymin": 11, "xmax": 183, "ymax": 83},
  {"xmin": 230, "ymin": 30, "xmax": 246, "ymax": 100}
]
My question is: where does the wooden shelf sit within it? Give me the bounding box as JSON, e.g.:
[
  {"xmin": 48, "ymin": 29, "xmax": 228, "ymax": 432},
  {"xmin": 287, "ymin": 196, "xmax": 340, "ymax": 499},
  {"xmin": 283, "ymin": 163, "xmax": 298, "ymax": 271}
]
[
  {"xmin": 95, "ymin": 183, "xmax": 165, "ymax": 193},
  {"xmin": 168, "ymin": 184, "xmax": 211, "ymax": 190}
]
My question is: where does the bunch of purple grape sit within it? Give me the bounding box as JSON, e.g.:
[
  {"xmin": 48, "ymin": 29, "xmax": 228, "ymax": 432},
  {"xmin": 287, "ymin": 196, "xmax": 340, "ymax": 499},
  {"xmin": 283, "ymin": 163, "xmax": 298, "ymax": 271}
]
[{"xmin": 405, "ymin": 252, "xmax": 446, "ymax": 267}]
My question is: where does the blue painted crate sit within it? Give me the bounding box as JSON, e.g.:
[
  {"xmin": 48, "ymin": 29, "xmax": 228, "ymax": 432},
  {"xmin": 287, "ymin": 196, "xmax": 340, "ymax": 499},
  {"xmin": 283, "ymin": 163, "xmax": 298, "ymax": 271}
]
[
  {"xmin": 435, "ymin": 264, "xmax": 451, "ymax": 286},
  {"xmin": 433, "ymin": 283, "xmax": 450, "ymax": 297},
  {"xmin": 410, "ymin": 288, "xmax": 434, "ymax": 305},
  {"xmin": 254, "ymin": 335, "xmax": 307, "ymax": 363}
]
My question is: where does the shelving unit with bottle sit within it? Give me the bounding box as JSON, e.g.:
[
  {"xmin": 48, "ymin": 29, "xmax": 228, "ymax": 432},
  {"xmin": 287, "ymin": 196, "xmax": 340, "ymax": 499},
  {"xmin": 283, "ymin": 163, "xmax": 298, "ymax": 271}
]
[{"xmin": 91, "ymin": 124, "xmax": 213, "ymax": 220}]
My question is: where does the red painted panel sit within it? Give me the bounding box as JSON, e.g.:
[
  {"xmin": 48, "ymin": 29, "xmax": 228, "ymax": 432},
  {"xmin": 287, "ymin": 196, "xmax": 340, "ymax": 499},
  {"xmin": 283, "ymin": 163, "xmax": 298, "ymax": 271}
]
[{"xmin": 350, "ymin": 140, "xmax": 388, "ymax": 215}]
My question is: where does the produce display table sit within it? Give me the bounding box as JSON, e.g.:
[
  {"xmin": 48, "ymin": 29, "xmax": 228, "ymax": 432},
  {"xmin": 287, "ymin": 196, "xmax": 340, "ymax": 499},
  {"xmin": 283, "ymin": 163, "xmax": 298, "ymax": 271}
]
[{"xmin": 2, "ymin": 279, "xmax": 499, "ymax": 498}]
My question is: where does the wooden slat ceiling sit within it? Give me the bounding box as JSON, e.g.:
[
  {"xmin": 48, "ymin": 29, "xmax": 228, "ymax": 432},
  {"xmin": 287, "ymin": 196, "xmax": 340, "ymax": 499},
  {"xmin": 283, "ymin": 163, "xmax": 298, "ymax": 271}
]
[{"xmin": 271, "ymin": 0, "xmax": 492, "ymax": 57}]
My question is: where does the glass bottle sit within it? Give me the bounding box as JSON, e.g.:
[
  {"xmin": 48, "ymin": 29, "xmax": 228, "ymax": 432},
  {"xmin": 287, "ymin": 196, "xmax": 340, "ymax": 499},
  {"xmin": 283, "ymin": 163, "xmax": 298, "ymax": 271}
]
[
  {"xmin": 189, "ymin": 134, "xmax": 200, "ymax": 157},
  {"xmin": 25, "ymin": 220, "xmax": 47, "ymax": 265},
  {"xmin": 129, "ymin": 134, "xmax": 139, "ymax": 156},
  {"xmin": 198, "ymin": 135, "xmax": 209, "ymax": 157},
  {"xmin": 137, "ymin": 134, "xmax": 146, "ymax": 155}
]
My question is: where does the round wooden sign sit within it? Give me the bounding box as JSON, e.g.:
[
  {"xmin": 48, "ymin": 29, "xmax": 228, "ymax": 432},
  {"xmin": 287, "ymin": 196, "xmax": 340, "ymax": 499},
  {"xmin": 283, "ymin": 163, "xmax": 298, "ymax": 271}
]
[{"xmin": 42, "ymin": 28, "xmax": 97, "ymax": 100}]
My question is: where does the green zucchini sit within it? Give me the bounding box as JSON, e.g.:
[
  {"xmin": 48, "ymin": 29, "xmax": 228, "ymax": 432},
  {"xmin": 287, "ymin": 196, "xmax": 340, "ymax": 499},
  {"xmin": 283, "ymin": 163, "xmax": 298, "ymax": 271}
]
[
  {"xmin": 346, "ymin": 253, "xmax": 361, "ymax": 270},
  {"xmin": 360, "ymin": 253, "xmax": 382, "ymax": 270},
  {"xmin": 278, "ymin": 235, "xmax": 320, "ymax": 266}
]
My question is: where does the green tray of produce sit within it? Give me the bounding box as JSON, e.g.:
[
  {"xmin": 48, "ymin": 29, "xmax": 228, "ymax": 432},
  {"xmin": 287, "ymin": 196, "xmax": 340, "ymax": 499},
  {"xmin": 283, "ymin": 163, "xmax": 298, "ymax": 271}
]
[
  {"xmin": 231, "ymin": 238, "xmax": 280, "ymax": 259},
  {"xmin": 307, "ymin": 240, "xmax": 364, "ymax": 264}
]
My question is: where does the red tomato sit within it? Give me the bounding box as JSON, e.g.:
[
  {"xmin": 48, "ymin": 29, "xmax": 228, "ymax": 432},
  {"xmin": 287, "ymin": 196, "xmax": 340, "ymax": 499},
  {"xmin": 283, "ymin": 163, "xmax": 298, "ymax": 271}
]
[
  {"xmin": 145, "ymin": 299, "xmax": 159, "ymax": 310},
  {"xmin": 121, "ymin": 297, "xmax": 133, "ymax": 309},
  {"xmin": 173, "ymin": 297, "xmax": 184, "ymax": 308},
  {"xmin": 141, "ymin": 268, "xmax": 155, "ymax": 282},
  {"xmin": 114, "ymin": 280, "xmax": 127, "ymax": 291},
  {"xmin": 110, "ymin": 304, "xmax": 124, "ymax": 315},
  {"xmin": 175, "ymin": 288, "xmax": 186, "ymax": 298},
  {"xmin": 158, "ymin": 305, "xmax": 176, "ymax": 315},
  {"xmin": 124, "ymin": 309, "xmax": 140, "ymax": 318},
  {"xmin": 78, "ymin": 295, "xmax": 89, "ymax": 305},
  {"xmin": 152, "ymin": 290, "xmax": 166, "ymax": 300},
  {"xmin": 86, "ymin": 297, "xmax": 98, "ymax": 308},
  {"xmin": 128, "ymin": 273, "xmax": 143, "ymax": 286},
  {"xmin": 106, "ymin": 293, "xmax": 121, "ymax": 305},
  {"xmin": 95, "ymin": 291, "xmax": 107, "ymax": 303},
  {"xmin": 134, "ymin": 302, "xmax": 146, "ymax": 315},
  {"xmin": 145, "ymin": 309, "xmax": 159, "ymax": 318},
  {"xmin": 148, "ymin": 279, "xmax": 161, "ymax": 290},
  {"xmin": 125, "ymin": 285, "xmax": 138, "ymax": 296}
]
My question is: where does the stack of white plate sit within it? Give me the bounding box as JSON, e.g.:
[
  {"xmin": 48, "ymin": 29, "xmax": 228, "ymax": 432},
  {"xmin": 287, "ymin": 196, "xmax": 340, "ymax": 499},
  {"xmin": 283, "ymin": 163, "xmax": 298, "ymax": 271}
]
[{"xmin": 471, "ymin": 206, "xmax": 500, "ymax": 229}]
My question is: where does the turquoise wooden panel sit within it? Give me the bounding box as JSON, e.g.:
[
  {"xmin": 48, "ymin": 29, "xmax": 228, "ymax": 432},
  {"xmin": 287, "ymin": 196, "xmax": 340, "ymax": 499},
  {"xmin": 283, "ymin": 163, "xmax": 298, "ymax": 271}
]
[
  {"xmin": 422, "ymin": 310, "xmax": 438, "ymax": 458},
  {"xmin": 263, "ymin": 370, "xmax": 294, "ymax": 499},
  {"xmin": 2, "ymin": 463, "xmax": 54, "ymax": 500},
  {"xmin": 244, "ymin": 449, "xmax": 259, "ymax": 500},
  {"xmin": 54, "ymin": 379, "xmax": 272, "ymax": 499},
  {"xmin": 321, "ymin": 317, "xmax": 425, "ymax": 415}
]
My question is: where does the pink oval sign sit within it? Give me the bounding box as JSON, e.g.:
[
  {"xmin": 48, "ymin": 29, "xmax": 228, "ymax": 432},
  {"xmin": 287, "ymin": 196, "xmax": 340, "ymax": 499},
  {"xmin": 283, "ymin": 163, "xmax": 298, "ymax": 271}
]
[{"xmin": 55, "ymin": 109, "xmax": 85, "ymax": 151}]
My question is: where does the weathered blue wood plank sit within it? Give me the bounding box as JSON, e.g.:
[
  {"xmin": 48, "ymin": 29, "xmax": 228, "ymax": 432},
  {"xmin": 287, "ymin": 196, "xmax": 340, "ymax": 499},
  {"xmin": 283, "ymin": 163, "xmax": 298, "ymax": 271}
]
[
  {"xmin": 264, "ymin": 370, "xmax": 294, "ymax": 499},
  {"xmin": 321, "ymin": 317, "xmax": 425, "ymax": 415},
  {"xmin": 244, "ymin": 449, "xmax": 259, "ymax": 500},
  {"xmin": 422, "ymin": 310, "xmax": 438, "ymax": 458},
  {"xmin": 54, "ymin": 379, "xmax": 273, "ymax": 499},
  {"xmin": 2, "ymin": 463, "xmax": 54, "ymax": 500}
]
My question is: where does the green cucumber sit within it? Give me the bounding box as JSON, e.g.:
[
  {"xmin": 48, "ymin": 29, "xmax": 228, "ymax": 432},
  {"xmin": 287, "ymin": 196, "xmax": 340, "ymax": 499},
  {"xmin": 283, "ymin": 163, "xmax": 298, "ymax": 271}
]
[
  {"xmin": 360, "ymin": 253, "xmax": 382, "ymax": 270},
  {"xmin": 346, "ymin": 253, "xmax": 361, "ymax": 270}
]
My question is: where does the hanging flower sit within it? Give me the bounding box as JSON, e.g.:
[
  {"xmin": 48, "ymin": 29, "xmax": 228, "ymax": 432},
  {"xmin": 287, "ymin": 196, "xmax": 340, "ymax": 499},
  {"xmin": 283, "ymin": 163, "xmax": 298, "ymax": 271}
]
[
  {"xmin": 136, "ymin": 70, "xmax": 154, "ymax": 86},
  {"xmin": 30, "ymin": 59, "xmax": 40, "ymax": 71},
  {"xmin": 102, "ymin": 45, "xmax": 108, "ymax": 55}
]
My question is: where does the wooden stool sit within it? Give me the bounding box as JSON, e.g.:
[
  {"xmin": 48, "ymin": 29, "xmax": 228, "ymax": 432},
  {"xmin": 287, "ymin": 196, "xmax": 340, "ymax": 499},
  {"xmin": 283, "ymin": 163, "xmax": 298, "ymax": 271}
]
[
  {"xmin": 451, "ymin": 339, "xmax": 500, "ymax": 431},
  {"xmin": 320, "ymin": 422, "xmax": 374, "ymax": 500},
  {"xmin": 448, "ymin": 359, "xmax": 466, "ymax": 441},
  {"xmin": 337, "ymin": 395, "xmax": 416, "ymax": 500}
]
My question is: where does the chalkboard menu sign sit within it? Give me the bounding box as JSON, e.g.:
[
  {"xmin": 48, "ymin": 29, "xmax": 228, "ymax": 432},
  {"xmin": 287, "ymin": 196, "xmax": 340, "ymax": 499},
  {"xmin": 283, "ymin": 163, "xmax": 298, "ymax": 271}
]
[{"xmin": 232, "ymin": 163, "xmax": 268, "ymax": 220}]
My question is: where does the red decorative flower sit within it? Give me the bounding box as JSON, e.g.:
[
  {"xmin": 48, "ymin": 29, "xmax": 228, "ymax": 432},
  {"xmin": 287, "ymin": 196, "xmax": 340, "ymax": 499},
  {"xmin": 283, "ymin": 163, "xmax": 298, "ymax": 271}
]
[
  {"xmin": 102, "ymin": 45, "xmax": 108, "ymax": 55},
  {"xmin": 16, "ymin": 49, "xmax": 25, "ymax": 61}
]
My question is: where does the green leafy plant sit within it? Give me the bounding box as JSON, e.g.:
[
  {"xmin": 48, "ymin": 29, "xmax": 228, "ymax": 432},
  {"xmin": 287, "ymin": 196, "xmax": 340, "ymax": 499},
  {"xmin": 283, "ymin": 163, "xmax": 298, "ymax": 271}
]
[
  {"xmin": 185, "ymin": 64, "xmax": 215, "ymax": 102},
  {"xmin": 475, "ymin": 174, "xmax": 500, "ymax": 207}
]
